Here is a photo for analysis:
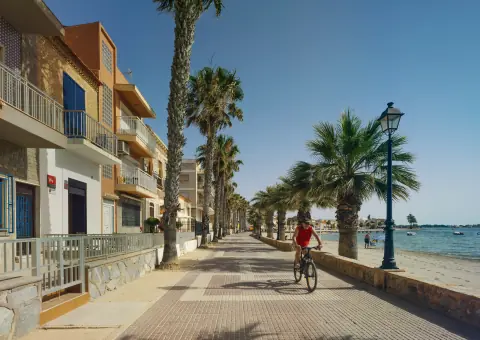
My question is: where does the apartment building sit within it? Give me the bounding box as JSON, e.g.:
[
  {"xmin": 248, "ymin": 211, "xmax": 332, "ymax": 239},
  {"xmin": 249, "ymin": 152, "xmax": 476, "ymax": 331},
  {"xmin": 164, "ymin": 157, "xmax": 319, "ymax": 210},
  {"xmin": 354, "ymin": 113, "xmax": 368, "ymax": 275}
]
[
  {"xmin": 64, "ymin": 22, "xmax": 157, "ymax": 234},
  {"xmin": 0, "ymin": 1, "xmax": 121, "ymax": 238},
  {"xmin": 179, "ymin": 159, "xmax": 214, "ymax": 230},
  {"xmin": 143, "ymin": 127, "xmax": 167, "ymax": 222}
]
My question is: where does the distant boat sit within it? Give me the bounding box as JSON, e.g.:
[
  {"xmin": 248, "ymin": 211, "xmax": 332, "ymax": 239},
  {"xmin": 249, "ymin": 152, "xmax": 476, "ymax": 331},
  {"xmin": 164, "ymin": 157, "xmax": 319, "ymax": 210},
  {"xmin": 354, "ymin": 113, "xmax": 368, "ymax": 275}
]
[
  {"xmin": 453, "ymin": 231, "xmax": 464, "ymax": 236},
  {"xmin": 407, "ymin": 232, "xmax": 416, "ymax": 236}
]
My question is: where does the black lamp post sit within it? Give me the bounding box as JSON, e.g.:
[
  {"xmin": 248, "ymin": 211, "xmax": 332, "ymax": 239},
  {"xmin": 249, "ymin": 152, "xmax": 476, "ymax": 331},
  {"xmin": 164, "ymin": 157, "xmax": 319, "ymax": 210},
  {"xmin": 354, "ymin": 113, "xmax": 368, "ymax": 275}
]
[{"xmin": 378, "ymin": 102, "xmax": 404, "ymax": 270}]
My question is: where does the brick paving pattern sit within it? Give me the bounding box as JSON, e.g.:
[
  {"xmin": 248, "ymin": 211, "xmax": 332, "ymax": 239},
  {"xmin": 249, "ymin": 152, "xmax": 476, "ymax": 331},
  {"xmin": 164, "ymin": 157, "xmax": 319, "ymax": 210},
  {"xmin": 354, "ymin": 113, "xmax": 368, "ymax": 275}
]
[{"xmin": 118, "ymin": 234, "xmax": 478, "ymax": 340}]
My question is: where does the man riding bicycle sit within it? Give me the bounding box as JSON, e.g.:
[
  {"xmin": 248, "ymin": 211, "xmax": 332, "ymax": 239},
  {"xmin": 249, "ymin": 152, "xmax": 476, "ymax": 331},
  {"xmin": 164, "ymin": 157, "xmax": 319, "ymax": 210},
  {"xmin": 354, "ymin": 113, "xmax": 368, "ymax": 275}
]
[{"xmin": 292, "ymin": 211, "xmax": 323, "ymax": 268}]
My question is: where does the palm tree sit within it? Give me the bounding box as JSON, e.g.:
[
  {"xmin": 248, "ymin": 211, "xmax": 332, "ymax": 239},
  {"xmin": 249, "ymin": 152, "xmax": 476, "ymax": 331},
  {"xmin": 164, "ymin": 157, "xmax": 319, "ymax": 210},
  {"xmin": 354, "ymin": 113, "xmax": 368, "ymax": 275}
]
[
  {"xmin": 406, "ymin": 213, "xmax": 417, "ymax": 229},
  {"xmin": 291, "ymin": 109, "xmax": 420, "ymax": 259},
  {"xmin": 186, "ymin": 67, "xmax": 243, "ymax": 246},
  {"xmin": 218, "ymin": 140, "xmax": 242, "ymax": 239},
  {"xmin": 153, "ymin": 0, "xmax": 224, "ymax": 266},
  {"xmin": 247, "ymin": 205, "xmax": 263, "ymax": 237}
]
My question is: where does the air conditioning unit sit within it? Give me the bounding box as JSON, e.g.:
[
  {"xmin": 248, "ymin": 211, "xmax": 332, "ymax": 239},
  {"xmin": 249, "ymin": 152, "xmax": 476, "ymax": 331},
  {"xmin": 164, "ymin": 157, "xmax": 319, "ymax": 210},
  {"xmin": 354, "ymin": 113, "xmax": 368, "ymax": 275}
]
[{"xmin": 118, "ymin": 140, "xmax": 130, "ymax": 155}]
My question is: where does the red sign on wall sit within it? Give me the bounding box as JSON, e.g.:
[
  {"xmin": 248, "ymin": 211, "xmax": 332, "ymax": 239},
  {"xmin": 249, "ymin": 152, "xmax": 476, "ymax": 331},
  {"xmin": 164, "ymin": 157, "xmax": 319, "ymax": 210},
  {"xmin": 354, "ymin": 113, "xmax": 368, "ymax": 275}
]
[{"xmin": 47, "ymin": 175, "xmax": 56, "ymax": 189}]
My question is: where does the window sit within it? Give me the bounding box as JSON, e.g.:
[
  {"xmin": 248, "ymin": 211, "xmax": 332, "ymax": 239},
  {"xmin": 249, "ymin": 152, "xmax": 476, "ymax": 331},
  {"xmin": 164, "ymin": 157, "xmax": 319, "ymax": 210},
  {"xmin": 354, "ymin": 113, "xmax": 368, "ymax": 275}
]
[
  {"xmin": 102, "ymin": 165, "xmax": 113, "ymax": 179},
  {"xmin": 149, "ymin": 203, "xmax": 155, "ymax": 217},
  {"xmin": 102, "ymin": 84, "xmax": 113, "ymax": 127},
  {"xmin": 102, "ymin": 41, "xmax": 113, "ymax": 73},
  {"xmin": 0, "ymin": 45, "xmax": 4, "ymax": 63},
  {"xmin": 122, "ymin": 200, "xmax": 141, "ymax": 227}
]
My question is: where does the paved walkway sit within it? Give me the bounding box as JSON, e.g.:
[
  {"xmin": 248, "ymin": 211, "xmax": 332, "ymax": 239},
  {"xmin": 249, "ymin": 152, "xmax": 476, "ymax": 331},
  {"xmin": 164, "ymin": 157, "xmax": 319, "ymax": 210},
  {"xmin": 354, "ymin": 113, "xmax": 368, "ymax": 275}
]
[{"xmin": 116, "ymin": 233, "xmax": 477, "ymax": 340}]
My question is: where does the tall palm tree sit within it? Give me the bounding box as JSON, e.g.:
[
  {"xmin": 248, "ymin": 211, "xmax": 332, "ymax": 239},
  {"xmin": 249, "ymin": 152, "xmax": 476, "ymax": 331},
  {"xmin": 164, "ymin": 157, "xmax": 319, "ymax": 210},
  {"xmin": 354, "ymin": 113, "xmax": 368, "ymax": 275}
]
[
  {"xmin": 268, "ymin": 183, "xmax": 292, "ymax": 241},
  {"xmin": 186, "ymin": 67, "xmax": 243, "ymax": 246},
  {"xmin": 153, "ymin": 0, "xmax": 224, "ymax": 265},
  {"xmin": 292, "ymin": 109, "xmax": 420, "ymax": 259},
  {"xmin": 218, "ymin": 140, "xmax": 242, "ymax": 239}
]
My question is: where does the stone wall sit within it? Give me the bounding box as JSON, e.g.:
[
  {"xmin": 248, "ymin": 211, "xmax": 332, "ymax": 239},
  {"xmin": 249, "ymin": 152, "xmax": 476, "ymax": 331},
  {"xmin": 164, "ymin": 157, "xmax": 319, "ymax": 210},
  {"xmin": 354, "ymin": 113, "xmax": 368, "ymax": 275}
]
[
  {"xmin": 0, "ymin": 140, "xmax": 39, "ymax": 185},
  {"xmin": 87, "ymin": 249, "xmax": 156, "ymax": 300},
  {"xmin": 259, "ymin": 236, "xmax": 294, "ymax": 252},
  {"xmin": 0, "ymin": 277, "xmax": 42, "ymax": 339}
]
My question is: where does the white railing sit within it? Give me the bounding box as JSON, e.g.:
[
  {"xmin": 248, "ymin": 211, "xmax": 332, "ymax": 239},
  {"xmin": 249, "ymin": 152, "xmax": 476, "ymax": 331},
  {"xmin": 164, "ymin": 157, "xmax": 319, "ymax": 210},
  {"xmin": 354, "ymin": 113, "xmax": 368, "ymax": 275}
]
[
  {"xmin": 64, "ymin": 110, "xmax": 118, "ymax": 156},
  {"xmin": 118, "ymin": 164, "xmax": 156, "ymax": 193},
  {"xmin": 117, "ymin": 116, "xmax": 156, "ymax": 155},
  {"xmin": 0, "ymin": 61, "xmax": 63, "ymax": 133},
  {"xmin": 0, "ymin": 234, "xmax": 155, "ymax": 297}
]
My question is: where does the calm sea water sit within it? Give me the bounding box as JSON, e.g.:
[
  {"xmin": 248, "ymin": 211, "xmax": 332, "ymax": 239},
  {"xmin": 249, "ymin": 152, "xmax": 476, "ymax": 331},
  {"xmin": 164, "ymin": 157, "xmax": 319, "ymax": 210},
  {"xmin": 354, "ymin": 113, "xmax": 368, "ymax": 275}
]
[{"xmin": 319, "ymin": 228, "xmax": 480, "ymax": 260}]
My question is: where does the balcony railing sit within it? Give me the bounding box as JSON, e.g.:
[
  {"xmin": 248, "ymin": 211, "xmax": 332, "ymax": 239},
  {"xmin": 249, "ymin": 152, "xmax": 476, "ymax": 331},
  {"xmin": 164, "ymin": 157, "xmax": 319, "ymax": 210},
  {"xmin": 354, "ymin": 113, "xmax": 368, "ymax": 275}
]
[
  {"xmin": 118, "ymin": 164, "xmax": 156, "ymax": 193},
  {"xmin": 117, "ymin": 116, "xmax": 156, "ymax": 155},
  {"xmin": 64, "ymin": 110, "xmax": 118, "ymax": 156},
  {"xmin": 0, "ymin": 61, "xmax": 63, "ymax": 133}
]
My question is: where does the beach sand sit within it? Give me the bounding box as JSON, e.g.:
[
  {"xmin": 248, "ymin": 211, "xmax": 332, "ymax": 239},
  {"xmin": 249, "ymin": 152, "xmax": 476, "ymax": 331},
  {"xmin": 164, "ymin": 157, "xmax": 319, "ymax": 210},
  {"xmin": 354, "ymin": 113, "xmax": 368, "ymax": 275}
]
[{"xmin": 318, "ymin": 240, "xmax": 480, "ymax": 295}]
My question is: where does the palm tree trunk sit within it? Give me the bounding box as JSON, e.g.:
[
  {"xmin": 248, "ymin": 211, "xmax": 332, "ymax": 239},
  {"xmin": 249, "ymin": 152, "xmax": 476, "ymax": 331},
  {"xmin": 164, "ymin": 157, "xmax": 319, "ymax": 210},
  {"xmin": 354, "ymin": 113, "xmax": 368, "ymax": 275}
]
[
  {"xmin": 277, "ymin": 209, "xmax": 286, "ymax": 241},
  {"xmin": 222, "ymin": 192, "xmax": 228, "ymax": 237},
  {"xmin": 266, "ymin": 211, "xmax": 274, "ymax": 238},
  {"xmin": 255, "ymin": 215, "xmax": 262, "ymax": 237},
  {"xmin": 212, "ymin": 164, "xmax": 220, "ymax": 242},
  {"xmin": 217, "ymin": 175, "xmax": 224, "ymax": 239},
  {"xmin": 201, "ymin": 131, "xmax": 215, "ymax": 246},
  {"xmin": 336, "ymin": 199, "xmax": 360, "ymax": 260},
  {"xmin": 161, "ymin": 3, "xmax": 197, "ymax": 265}
]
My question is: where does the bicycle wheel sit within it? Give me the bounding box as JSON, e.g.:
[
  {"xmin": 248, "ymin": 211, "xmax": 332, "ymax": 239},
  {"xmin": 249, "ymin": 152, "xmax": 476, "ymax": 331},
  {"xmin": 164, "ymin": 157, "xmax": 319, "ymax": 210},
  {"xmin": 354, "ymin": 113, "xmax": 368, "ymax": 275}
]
[
  {"xmin": 293, "ymin": 262, "xmax": 302, "ymax": 283},
  {"xmin": 305, "ymin": 261, "xmax": 318, "ymax": 292}
]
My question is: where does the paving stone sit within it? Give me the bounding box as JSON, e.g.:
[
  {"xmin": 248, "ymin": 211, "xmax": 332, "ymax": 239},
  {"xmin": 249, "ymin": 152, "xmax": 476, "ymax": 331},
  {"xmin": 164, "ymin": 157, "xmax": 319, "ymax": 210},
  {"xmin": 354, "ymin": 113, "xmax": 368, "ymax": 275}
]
[{"xmin": 118, "ymin": 234, "xmax": 478, "ymax": 340}]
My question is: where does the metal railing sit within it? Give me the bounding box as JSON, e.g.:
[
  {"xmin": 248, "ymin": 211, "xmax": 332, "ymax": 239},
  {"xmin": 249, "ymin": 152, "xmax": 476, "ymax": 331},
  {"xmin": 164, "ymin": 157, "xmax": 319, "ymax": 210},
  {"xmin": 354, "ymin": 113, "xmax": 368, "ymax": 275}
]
[
  {"xmin": 118, "ymin": 164, "xmax": 156, "ymax": 193},
  {"xmin": 0, "ymin": 233, "xmax": 154, "ymax": 297},
  {"xmin": 64, "ymin": 110, "xmax": 118, "ymax": 156},
  {"xmin": 0, "ymin": 61, "xmax": 63, "ymax": 133},
  {"xmin": 117, "ymin": 116, "xmax": 156, "ymax": 155}
]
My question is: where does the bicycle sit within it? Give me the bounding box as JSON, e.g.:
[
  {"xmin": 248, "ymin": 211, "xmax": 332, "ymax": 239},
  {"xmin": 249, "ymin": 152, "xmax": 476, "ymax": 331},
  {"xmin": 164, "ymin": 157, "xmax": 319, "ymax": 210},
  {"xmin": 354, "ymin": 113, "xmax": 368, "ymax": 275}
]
[{"xmin": 293, "ymin": 246, "xmax": 318, "ymax": 292}]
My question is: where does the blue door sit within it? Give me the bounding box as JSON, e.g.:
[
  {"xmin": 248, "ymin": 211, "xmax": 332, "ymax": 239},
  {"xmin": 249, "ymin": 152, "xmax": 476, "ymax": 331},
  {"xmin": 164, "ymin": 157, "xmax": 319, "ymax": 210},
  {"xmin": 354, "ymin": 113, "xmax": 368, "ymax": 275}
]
[
  {"xmin": 63, "ymin": 73, "xmax": 86, "ymax": 137},
  {"xmin": 16, "ymin": 183, "xmax": 34, "ymax": 239}
]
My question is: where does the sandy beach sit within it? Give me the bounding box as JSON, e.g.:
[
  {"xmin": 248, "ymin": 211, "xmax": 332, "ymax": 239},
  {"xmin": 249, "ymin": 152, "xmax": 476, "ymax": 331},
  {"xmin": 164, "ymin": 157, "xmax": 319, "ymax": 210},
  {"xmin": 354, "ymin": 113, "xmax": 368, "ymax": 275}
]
[{"xmin": 319, "ymin": 240, "xmax": 480, "ymax": 295}]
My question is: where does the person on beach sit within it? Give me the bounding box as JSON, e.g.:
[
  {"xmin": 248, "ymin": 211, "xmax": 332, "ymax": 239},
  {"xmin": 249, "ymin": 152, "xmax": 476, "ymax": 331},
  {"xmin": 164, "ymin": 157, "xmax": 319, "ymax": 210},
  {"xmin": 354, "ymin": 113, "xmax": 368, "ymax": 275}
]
[
  {"xmin": 364, "ymin": 233, "xmax": 370, "ymax": 248},
  {"xmin": 292, "ymin": 211, "xmax": 323, "ymax": 268}
]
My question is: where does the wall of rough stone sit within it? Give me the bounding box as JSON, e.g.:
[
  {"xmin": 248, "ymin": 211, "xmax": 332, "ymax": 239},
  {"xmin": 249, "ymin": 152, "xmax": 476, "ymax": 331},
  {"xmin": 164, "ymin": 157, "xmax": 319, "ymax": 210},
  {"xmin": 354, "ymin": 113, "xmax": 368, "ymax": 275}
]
[
  {"xmin": 87, "ymin": 250, "xmax": 156, "ymax": 300},
  {"xmin": 0, "ymin": 278, "xmax": 41, "ymax": 339}
]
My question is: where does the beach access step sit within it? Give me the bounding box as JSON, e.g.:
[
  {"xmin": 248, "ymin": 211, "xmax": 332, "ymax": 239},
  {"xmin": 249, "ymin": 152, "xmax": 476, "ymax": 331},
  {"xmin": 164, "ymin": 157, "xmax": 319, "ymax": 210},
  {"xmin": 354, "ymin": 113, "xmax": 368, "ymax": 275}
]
[{"xmin": 40, "ymin": 292, "xmax": 90, "ymax": 326}]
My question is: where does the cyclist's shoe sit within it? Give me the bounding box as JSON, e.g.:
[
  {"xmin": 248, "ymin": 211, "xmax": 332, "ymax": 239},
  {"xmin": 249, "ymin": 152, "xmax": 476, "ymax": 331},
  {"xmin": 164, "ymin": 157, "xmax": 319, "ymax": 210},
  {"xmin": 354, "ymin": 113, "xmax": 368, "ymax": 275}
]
[{"xmin": 294, "ymin": 263, "xmax": 300, "ymax": 269}]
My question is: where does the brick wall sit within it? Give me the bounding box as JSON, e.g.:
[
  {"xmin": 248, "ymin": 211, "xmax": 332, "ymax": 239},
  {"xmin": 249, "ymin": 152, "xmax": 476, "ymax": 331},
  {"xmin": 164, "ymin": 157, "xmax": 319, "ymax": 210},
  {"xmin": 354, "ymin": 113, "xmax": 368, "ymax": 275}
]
[
  {"xmin": 0, "ymin": 140, "xmax": 39, "ymax": 185},
  {"xmin": 22, "ymin": 35, "xmax": 99, "ymax": 120}
]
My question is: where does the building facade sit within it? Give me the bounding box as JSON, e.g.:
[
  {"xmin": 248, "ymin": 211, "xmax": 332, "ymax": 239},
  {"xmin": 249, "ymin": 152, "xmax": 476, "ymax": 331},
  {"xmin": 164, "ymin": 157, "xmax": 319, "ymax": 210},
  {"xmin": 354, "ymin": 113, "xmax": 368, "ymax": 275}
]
[
  {"xmin": 64, "ymin": 22, "xmax": 157, "ymax": 234},
  {"xmin": 179, "ymin": 159, "xmax": 214, "ymax": 230}
]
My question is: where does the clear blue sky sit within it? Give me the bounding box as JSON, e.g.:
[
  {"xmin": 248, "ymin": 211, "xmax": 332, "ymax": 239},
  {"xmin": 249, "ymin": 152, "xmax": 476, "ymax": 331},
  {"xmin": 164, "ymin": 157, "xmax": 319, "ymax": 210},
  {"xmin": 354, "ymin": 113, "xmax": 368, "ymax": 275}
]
[{"xmin": 45, "ymin": 0, "xmax": 479, "ymax": 225}]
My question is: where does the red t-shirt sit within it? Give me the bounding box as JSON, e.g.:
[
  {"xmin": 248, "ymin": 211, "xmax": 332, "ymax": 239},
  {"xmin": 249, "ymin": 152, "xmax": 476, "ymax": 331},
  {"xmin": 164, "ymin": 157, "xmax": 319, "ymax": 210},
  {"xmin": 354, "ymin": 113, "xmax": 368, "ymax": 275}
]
[{"xmin": 296, "ymin": 225, "xmax": 313, "ymax": 247}]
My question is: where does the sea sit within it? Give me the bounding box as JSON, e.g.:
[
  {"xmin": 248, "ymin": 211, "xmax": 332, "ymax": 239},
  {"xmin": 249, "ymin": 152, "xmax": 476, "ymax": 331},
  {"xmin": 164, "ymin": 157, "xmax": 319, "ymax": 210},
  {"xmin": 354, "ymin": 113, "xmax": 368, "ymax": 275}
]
[{"xmin": 319, "ymin": 227, "xmax": 480, "ymax": 260}]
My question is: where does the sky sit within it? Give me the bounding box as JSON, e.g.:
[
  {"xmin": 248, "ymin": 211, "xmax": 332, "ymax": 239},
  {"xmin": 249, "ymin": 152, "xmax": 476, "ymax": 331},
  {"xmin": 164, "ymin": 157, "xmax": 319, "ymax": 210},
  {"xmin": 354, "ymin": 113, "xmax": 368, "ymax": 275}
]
[{"xmin": 45, "ymin": 0, "xmax": 480, "ymax": 225}]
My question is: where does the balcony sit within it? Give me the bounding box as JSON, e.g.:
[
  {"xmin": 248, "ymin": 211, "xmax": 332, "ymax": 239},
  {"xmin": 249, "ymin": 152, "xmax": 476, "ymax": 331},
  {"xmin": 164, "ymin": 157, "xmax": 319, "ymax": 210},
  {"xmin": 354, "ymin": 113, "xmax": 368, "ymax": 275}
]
[
  {"xmin": 116, "ymin": 116, "xmax": 156, "ymax": 158},
  {"xmin": 156, "ymin": 176, "xmax": 165, "ymax": 199},
  {"xmin": 64, "ymin": 110, "xmax": 121, "ymax": 165},
  {"xmin": 0, "ymin": 0, "xmax": 64, "ymax": 36},
  {"xmin": 116, "ymin": 164, "xmax": 156, "ymax": 198},
  {"xmin": 114, "ymin": 84, "xmax": 156, "ymax": 118},
  {"xmin": 0, "ymin": 61, "xmax": 67, "ymax": 148}
]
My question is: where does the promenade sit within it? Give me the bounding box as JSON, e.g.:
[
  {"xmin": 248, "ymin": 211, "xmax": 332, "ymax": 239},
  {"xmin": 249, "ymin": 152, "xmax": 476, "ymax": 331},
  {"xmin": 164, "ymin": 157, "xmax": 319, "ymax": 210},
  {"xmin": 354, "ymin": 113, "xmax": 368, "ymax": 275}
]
[{"xmin": 28, "ymin": 233, "xmax": 477, "ymax": 340}]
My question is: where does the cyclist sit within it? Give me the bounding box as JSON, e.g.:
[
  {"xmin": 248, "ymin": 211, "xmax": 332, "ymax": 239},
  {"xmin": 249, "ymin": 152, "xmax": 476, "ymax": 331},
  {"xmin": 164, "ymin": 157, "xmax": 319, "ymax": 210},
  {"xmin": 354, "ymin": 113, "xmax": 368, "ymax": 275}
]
[{"xmin": 292, "ymin": 211, "xmax": 323, "ymax": 268}]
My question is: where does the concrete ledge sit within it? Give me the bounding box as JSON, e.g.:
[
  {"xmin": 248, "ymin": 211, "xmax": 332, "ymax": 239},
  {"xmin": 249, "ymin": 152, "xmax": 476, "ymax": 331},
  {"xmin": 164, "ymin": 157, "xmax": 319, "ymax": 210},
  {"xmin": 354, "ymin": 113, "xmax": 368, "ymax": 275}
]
[
  {"xmin": 258, "ymin": 236, "xmax": 294, "ymax": 252},
  {"xmin": 310, "ymin": 250, "xmax": 480, "ymax": 329},
  {"xmin": 85, "ymin": 248, "xmax": 155, "ymax": 269}
]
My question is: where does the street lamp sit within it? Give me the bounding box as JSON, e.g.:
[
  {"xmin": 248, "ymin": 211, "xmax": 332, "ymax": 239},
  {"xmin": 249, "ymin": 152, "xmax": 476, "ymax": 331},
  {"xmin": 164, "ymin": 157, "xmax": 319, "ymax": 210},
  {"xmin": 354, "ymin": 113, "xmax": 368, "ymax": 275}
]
[{"xmin": 377, "ymin": 102, "xmax": 404, "ymax": 270}]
